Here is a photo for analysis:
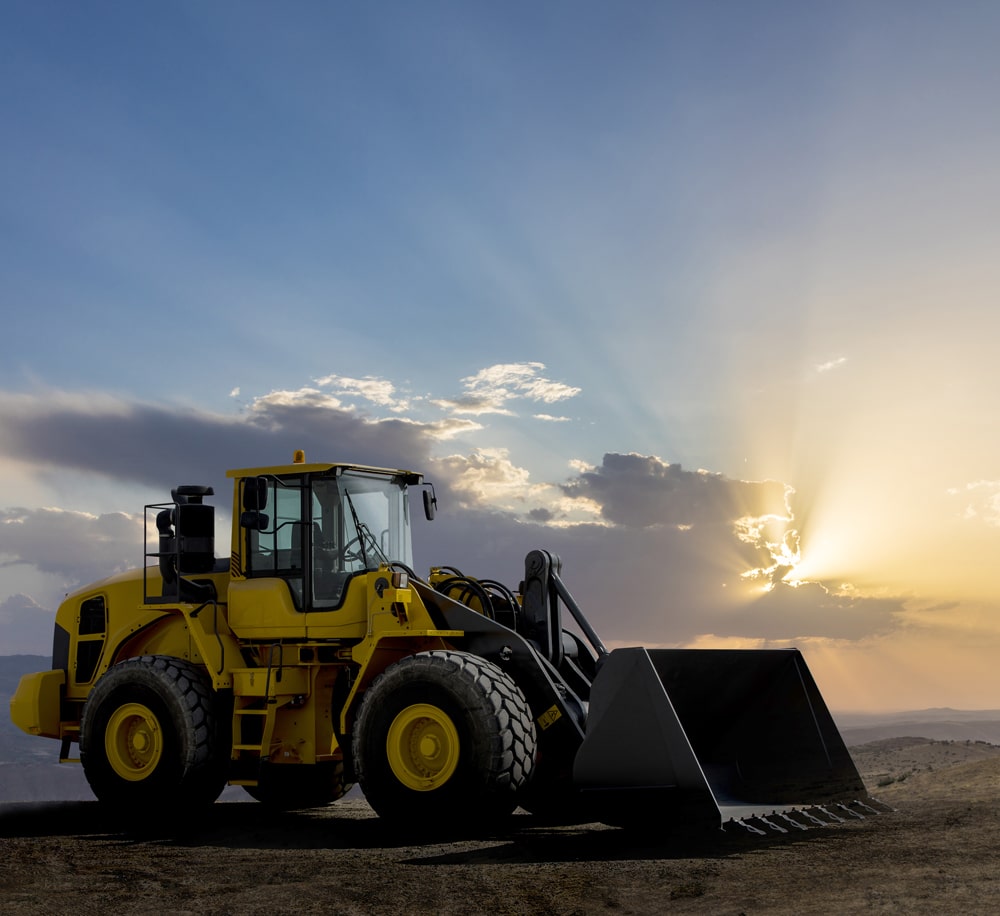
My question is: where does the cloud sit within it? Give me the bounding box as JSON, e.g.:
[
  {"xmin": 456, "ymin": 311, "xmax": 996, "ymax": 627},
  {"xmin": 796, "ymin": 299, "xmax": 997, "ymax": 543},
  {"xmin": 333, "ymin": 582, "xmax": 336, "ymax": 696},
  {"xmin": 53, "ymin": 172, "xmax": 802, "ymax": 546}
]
[
  {"xmin": 248, "ymin": 388, "xmax": 345, "ymax": 413},
  {"xmin": 0, "ymin": 507, "xmax": 142, "ymax": 587},
  {"xmin": 560, "ymin": 452, "xmax": 790, "ymax": 530},
  {"xmin": 436, "ymin": 448, "xmax": 608, "ymax": 525},
  {"xmin": 815, "ymin": 356, "xmax": 848, "ymax": 374},
  {"xmin": 416, "ymin": 417, "xmax": 487, "ymax": 442},
  {"xmin": 314, "ymin": 374, "xmax": 410, "ymax": 412},
  {"xmin": 0, "ymin": 594, "xmax": 55, "ymax": 656},
  {"xmin": 0, "ymin": 393, "xmax": 907, "ymax": 661},
  {"xmin": 417, "ymin": 450, "xmax": 902, "ymax": 646},
  {"xmin": 949, "ymin": 479, "xmax": 1000, "ymax": 527},
  {"xmin": 416, "ymin": 501, "xmax": 902, "ymax": 647},
  {"xmin": 430, "ymin": 395, "xmax": 516, "ymax": 418},
  {"xmin": 0, "ymin": 389, "xmax": 438, "ymax": 495},
  {"xmin": 438, "ymin": 448, "xmax": 554, "ymax": 511},
  {"xmin": 740, "ymin": 581, "xmax": 901, "ymax": 642},
  {"xmin": 433, "ymin": 362, "xmax": 581, "ymax": 416}
]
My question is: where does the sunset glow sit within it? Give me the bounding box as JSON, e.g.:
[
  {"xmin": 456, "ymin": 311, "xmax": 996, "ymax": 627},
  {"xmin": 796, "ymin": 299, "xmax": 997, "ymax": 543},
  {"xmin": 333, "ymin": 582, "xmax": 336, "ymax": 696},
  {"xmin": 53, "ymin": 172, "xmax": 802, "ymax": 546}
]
[{"xmin": 3, "ymin": 4, "xmax": 1000, "ymax": 712}]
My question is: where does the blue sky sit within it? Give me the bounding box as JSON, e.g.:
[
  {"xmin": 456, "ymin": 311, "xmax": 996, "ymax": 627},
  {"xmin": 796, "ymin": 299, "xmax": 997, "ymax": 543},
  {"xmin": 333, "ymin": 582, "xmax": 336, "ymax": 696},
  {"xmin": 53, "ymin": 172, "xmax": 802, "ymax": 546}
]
[{"xmin": 3, "ymin": 2, "xmax": 1000, "ymax": 711}]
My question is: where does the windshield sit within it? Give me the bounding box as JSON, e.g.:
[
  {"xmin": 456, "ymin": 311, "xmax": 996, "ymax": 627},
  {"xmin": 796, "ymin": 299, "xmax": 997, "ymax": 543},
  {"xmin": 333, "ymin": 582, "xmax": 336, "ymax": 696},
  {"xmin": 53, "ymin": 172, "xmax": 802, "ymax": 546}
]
[
  {"xmin": 245, "ymin": 470, "xmax": 413, "ymax": 611},
  {"xmin": 310, "ymin": 471, "xmax": 413, "ymax": 609}
]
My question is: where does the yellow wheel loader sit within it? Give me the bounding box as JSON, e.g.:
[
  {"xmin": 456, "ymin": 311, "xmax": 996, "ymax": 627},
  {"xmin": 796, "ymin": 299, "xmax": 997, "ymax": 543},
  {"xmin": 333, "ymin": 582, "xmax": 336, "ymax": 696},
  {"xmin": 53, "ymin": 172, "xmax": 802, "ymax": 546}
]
[{"xmin": 10, "ymin": 453, "xmax": 872, "ymax": 833}]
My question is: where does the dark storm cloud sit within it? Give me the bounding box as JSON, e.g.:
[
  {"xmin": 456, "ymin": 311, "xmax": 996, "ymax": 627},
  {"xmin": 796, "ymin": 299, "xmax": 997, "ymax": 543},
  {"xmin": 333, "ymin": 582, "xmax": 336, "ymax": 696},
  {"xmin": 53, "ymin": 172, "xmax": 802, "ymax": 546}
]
[
  {"xmin": 561, "ymin": 453, "xmax": 790, "ymax": 529},
  {"xmin": 553, "ymin": 454, "xmax": 904, "ymax": 642},
  {"xmin": 0, "ymin": 507, "xmax": 141, "ymax": 586},
  {"xmin": 744, "ymin": 580, "xmax": 901, "ymax": 641},
  {"xmin": 0, "ymin": 391, "xmax": 435, "ymax": 496},
  {"xmin": 0, "ymin": 394, "xmax": 902, "ymax": 650},
  {"xmin": 412, "ymin": 502, "xmax": 903, "ymax": 646}
]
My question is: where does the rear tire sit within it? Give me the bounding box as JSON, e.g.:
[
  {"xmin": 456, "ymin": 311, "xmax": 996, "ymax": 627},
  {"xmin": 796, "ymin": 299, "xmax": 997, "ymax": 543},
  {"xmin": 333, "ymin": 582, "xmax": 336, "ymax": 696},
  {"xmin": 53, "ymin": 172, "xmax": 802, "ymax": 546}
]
[
  {"xmin": 352, "ymin": 650, "xmax": 535, "ymax": 828},
  {"xmin": 80, "ymin": 655, "xmax": 228, "ymax": 815}
]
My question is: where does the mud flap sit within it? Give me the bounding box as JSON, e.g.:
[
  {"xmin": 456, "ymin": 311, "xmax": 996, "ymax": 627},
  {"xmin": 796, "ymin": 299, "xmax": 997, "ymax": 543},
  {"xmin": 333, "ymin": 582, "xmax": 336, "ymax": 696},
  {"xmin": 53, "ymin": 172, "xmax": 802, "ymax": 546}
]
[{"xmin": 573, "ymin": 647, "xmax": 866, "ymax": 830}]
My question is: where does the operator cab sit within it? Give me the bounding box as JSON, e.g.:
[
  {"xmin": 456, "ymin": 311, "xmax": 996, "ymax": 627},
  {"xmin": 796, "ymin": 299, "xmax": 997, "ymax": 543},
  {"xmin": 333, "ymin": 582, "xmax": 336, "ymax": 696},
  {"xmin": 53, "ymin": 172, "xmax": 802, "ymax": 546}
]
[{"xmin": 231, "ymin": 459, "xmax": 427, "ymax": 613}]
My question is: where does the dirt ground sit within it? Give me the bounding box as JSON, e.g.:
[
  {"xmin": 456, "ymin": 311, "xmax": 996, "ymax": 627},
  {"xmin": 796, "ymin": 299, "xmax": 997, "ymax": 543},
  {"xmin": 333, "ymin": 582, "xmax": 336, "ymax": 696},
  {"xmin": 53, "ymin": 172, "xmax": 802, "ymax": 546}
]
[{"xmin": 1, "ymin": 751, "xmax": 998, "ymax": 915}]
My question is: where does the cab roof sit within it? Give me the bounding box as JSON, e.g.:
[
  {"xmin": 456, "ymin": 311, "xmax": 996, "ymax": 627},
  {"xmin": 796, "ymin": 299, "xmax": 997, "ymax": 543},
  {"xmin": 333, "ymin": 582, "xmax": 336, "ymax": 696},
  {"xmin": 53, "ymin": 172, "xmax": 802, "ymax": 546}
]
[{"xmin": 225, "ymin": 461, "xmax": 423, "ymax": 484}]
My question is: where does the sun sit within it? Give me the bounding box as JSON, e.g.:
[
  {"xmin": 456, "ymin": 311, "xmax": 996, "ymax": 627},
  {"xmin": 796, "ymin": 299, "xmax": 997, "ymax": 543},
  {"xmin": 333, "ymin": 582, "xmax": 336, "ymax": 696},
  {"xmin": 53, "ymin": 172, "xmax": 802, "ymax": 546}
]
[{"xmin": 736, "ymin": 513, "xmax": 804, "ymax": 592}]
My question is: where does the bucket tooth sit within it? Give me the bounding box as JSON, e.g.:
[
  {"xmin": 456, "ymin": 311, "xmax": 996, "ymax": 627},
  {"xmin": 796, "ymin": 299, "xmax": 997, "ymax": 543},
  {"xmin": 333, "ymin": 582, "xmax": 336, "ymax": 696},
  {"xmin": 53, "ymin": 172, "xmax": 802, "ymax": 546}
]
[
  {"xmin": 814, "ymin": 806, "xmax": 845, "ymax": 823},
  {"xmin": 731, "ymin": 818, "xmax": 767, "ymax": 836},
  {"xmin": 776, "ymin": 812, "xmax": 810, "ymax": 831},
  {"xmin": 858, "ymin": 796, "xmax": 895, "ymax": 813},
  {"xmin": 744, "ymin": 815, "xmax": 787, "ymax": 834},
  {"xmin": 837, "ymin": 802, "xmax": 866, "ymax": 820},
  {"xmin": 852, "ymin": 799, "xmax": 881, "ymax": 815},
  {"xmin": 796, "ymin": 808, "xmax": 830, "ymax": 827}
]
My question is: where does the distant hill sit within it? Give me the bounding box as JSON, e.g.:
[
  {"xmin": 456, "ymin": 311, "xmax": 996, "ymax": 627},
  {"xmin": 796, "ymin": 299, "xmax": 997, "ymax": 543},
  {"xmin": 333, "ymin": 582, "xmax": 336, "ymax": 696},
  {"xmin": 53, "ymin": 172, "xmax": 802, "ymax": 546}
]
[
  {"xmin": 1, "ymin": 655, "xmax": 56, "ymax": 765},
  {"xmin": 4, "ymin": 654, "xmax": 1000, "ymax": 804},
  {"xmin": 835, "ymin": 708, "xmax": 1000, "ymax": 746},
  {"xmin": 0, "ymin": 654, "xmax": 51, "ymax": 690},
  {"xmin": 849, "ymin": 736, "xmax": 1000, "ymax": 791},
  {"xmin": 0, "ymin": 763, "xmax": 94, "ymax": 803},
  {"xmin": 0, "ymin": 655, "xmax": 94, "ymax": 802}
]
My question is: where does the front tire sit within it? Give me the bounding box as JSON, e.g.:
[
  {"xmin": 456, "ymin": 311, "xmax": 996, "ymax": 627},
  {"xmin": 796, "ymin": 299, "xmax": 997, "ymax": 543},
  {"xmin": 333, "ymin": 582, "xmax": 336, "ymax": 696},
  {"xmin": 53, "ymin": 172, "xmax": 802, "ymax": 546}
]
[
  {"xmin": 80, "ymin": 655, "xmax": 228, "ymax": 814},
  {"xmin": 352, "ymin": 650, "xmax": 535, "ymax": 828}
]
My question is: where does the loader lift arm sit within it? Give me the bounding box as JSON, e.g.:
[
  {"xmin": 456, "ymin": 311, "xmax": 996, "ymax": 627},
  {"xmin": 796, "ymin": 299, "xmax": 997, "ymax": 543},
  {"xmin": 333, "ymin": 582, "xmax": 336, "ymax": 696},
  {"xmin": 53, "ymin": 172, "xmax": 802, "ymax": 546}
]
[
  {"xmin": 428, "ymin": 548, "xmax": 873, "ymax": 833},
  {"xmin": 520, "ymin": 549, "xmax": 608, "ymax": 666}
]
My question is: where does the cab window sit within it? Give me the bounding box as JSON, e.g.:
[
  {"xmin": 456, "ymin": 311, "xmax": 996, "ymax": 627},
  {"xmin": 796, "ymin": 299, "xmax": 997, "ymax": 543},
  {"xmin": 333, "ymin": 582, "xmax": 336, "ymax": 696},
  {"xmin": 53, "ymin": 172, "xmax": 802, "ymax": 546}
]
[{"xmin": 246, "ymin": 477, "xmax": 305, "ymax": 608}]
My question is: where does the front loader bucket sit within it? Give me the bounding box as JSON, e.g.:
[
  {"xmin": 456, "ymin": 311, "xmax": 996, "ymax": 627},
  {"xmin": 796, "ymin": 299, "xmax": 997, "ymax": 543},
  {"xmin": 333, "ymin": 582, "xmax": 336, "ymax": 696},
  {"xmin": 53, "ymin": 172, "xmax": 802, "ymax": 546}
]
[{"xmin": 573, "ymin": 648, "xmax": 866, "ymax": 830}]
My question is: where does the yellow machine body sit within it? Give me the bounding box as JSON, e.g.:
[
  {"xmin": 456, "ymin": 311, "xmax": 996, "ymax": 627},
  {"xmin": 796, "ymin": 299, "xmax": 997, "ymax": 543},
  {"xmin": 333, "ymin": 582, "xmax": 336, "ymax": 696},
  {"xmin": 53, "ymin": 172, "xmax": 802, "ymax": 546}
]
[
  {"xmin": 10, "ymin": 459, "xmax": 452, "ymax": 774},
  {"xmin": 10, "ymin": 454, "xmax": 871, "ymax": 833}
]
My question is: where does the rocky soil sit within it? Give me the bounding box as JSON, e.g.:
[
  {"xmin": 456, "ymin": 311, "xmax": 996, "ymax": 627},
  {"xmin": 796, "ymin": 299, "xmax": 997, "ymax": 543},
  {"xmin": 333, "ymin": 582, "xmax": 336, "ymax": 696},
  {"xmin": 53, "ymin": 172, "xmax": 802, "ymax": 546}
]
[{"xmin": 1, "ymin": 738, "xmax": 998, "ymax": 915}]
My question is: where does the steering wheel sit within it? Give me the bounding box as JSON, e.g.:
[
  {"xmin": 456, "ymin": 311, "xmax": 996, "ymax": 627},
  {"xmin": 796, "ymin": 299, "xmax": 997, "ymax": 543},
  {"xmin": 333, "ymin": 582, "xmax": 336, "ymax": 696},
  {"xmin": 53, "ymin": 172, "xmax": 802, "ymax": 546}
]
[
  {"xmin": 339, "ymin": 535, "xmax": 366, "ymax": 567},
  {"xmin": 315, "ymin": 535, "xmax": 364, "ymax": 568}
]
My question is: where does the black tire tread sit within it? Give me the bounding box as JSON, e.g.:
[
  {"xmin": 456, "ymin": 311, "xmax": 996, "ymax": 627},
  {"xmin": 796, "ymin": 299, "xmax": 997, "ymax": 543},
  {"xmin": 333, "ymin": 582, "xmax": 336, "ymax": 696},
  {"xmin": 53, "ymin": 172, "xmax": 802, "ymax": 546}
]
[
  {"xmin": 352, "ymin": 649, "xmax": 536, "ymax": 826},
  {"xmin": 80, "ymin": 654, "xmax": 226, "ymax": 812}
]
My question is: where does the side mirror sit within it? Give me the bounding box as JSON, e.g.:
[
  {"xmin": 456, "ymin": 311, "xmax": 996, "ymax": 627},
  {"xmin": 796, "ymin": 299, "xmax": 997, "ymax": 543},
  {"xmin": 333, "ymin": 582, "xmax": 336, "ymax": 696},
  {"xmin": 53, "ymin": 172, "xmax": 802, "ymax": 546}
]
[
  {"xmin": 240, "ymin": 510, "xmax": 269, "ymax": 531},
  {"xmin": 243, "ymin": 477, "xmax": 268, "ymax": 511},
  {"xmin": 422, "ymin": 486, "xmax": 437, "ymax": 521}
]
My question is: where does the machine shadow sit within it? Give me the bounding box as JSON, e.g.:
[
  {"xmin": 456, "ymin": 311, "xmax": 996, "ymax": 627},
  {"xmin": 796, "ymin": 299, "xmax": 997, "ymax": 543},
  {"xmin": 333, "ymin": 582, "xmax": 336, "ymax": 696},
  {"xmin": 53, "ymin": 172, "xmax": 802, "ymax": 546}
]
[{"xmin": 0, "ymin": 800, "xmax": 838, "ymax": 863}]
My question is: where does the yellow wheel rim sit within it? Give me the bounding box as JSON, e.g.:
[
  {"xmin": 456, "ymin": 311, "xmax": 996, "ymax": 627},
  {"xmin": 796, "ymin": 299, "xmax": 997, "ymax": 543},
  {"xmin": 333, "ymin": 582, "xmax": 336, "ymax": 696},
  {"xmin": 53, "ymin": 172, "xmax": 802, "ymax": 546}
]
[
  {"xmin": 105, "ymin": 702, "xmax": 163, "ymax": 781},
  {"xmin": 386, "ymin": 703, "xmax": 460, "ymax": 791}
]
